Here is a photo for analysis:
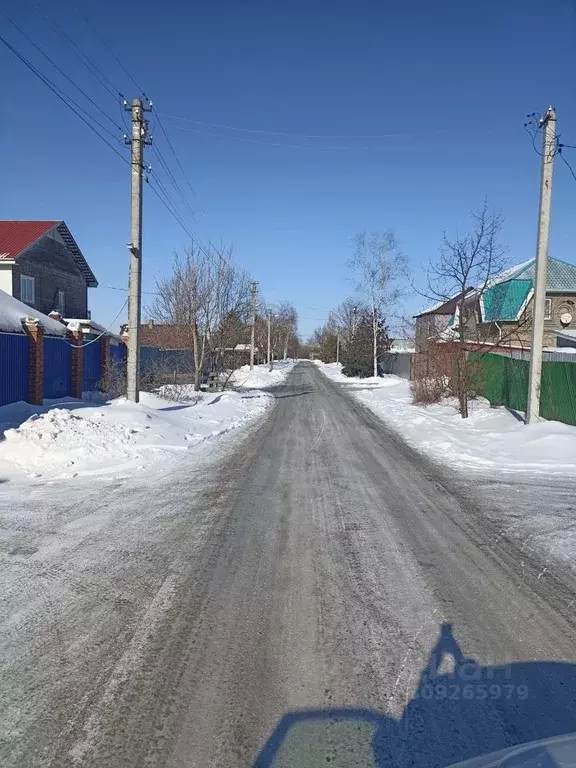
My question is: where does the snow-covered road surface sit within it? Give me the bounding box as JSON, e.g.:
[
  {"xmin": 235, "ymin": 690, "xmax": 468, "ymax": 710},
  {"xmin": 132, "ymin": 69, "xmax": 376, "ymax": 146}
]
[{"xmin": 2, "ymin": 362, "xmax": 576, "ymax": 767}]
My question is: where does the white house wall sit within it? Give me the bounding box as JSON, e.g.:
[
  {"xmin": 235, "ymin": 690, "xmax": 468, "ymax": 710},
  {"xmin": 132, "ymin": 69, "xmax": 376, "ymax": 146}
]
[{"xmin": 0, "ymin": 263, "xmax": 13, "ymax": 296}]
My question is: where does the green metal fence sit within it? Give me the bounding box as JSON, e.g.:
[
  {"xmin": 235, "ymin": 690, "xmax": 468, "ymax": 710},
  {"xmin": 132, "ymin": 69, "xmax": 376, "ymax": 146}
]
[{"xmin": 470, "ymin": 352, "xmax": 576, "ymax": 426}]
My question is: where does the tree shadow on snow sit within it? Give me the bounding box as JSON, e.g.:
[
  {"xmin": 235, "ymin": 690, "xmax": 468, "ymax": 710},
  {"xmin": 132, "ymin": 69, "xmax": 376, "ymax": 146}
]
[{"xmin": 253, "ymin": 622, "xmax": 576, "ymax": 767}]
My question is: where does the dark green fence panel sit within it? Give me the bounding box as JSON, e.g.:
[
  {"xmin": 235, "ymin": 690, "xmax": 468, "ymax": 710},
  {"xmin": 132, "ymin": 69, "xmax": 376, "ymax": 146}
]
[
  {"xmin": 540, "ymin": 361, "xmax": 576, "ymax": 426},
  {"xmin": 470, "ymin": 351, "xmax": 576, "ymax": 425}
]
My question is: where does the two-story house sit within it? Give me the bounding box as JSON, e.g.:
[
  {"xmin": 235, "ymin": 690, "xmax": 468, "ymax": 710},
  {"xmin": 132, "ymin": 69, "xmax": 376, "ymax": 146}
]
[
  {"xmin": 414, "ymin": 257, "xmax": 576, "ymax": 351},
  {"xmin": 0, "ymin": 220, "xmax": 97, "ymax": 318}
]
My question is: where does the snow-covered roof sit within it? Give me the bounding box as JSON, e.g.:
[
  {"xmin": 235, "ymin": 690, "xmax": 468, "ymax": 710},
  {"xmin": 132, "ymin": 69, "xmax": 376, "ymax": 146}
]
[
  {"xmin": 0, "ymin": 290, "xmax": 68, "ymax": 336},
  {"xmin": 556, "ymin": 329, "xmax": 576, "ymax": 340},
  {"xmin": 414, "ymin": 289, "xmax": 474, "ymax": 317}
]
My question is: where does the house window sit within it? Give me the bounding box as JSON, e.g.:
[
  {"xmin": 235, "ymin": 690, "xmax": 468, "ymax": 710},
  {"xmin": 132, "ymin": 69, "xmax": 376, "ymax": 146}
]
[
  {"xmin": 544, "ymin": 298, "xmax": 552, "ymax": 320},
  {"xmin": 20, "ymin": 275, "xmax": 35, "ymax": 304},
  {"xmin": 57, "ymin": 290, "xmax": 65, "ymax": 314}
]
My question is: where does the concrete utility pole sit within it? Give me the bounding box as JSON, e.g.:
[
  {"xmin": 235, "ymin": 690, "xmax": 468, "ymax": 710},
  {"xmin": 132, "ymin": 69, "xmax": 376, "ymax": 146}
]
[
  {"xmin": 250, "ymin": 281, "xmax": 258, "ymax": 371},
  {"xmin": 336, "ymin": 334, "xmax": 340, "ymax": 364},
  {"xmin": 527, "ymin": 107, "xmax": 556, "ymax": 424},
  {"xmin": 125, "ymin": 98, "xmax": 151, "ymax": 402},
  {"xmin": 267, "ymin": 311, "xmax": 272, "ymax": 370}
]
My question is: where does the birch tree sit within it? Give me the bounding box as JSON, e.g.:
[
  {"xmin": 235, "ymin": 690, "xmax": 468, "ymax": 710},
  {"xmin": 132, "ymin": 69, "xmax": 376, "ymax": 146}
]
[{"xmin": 349, "ymin": 231, "xmax": 407, "ymax": 377}]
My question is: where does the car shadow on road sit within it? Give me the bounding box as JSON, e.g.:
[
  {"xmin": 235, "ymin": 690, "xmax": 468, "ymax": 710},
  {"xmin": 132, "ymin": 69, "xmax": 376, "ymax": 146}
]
[{"xmin": 253, "ymin": 622, "xmax": 576, "ymax": 767}]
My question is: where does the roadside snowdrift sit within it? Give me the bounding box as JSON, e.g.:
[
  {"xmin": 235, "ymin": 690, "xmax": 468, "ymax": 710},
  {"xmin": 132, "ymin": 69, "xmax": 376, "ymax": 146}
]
[
  {"xmin": 229, "ymin": 360, "xmax": 296, "ymax": 389},
  {"xmin": 316, "ymin": 361, "xmax": 576, "ymax": 477},
  {"xmin": 0, "ymin": 363, "xmax": 295, "ymax": 482}
]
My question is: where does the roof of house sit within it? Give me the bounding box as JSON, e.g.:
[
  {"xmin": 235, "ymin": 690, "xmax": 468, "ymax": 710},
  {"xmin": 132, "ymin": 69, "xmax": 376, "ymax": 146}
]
[
  {"xmin": 0, "ymin": 221, "xmax": 58, "ymax": 259},
  {"xmin": 414, "ymin": 289, "xmax": 474, "ymax": 318},
  {"xmin": 0, "ymin": 220, "xmax": 97, "ymax": 287},
  {"xmin": 0, "ymin": 289, "xmax": 68, "ymax": 336},
  {"xmin": 139, "ymin": 323, "xmax": 194, "ymax": 349},
  {"xmin": 495, "ymin": 257, "xmax": 576, "ymax": 292},
  {"xmin": 481, "ymin": 279, "xmax": 533, "ymax": 322},
  {"xmin": 479, "ymin": 257, "xmax": 576, "ymax": 322},
  {"xmin": 556, "ymin": 329, "xmax": 576, "ymax": 341}
]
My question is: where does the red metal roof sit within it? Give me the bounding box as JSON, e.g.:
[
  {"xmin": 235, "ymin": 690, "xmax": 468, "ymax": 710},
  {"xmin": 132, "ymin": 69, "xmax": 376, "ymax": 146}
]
[{"xmin": 0, "ymin": 220, "xmax": 59, "ymax": 260}]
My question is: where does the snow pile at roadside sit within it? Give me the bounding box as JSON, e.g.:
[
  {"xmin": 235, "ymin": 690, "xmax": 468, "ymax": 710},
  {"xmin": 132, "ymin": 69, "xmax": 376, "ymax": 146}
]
[
  {"xmin": 316, "ymin": 361, "xmax": 576, "ymax": 477},
  {"xmin": 0, "ymin": 389, "xmax": 272, "ymax": 482},
  {"xmin": 229, "ymin": 360, "xmax": 296, "ymax": 389}
]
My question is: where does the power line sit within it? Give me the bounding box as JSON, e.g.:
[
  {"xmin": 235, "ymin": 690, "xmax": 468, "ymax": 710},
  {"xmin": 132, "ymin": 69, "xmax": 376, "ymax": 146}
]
[
  {"xmin": 155, "ymin": 114, "xmax": 204, "ymax": 209},
  {"xmin": 559, "ymin": 148, "xmax": 576, "ymax": 182},
  {"xmin": 146, "ymin": 176, "xmax": 230, "ymax": 271},
  {"xmin": 168, "ymin": 123, "xmax": 372, "ymax": 151},
  {"xmin": 158, "ymin": 113, "xmax": 404, "ymax": 141},
  {"xmin": 146, "ymin": 175, "xmax": 195, "ymax": 241},
  {"xmin": 37, "ymin": 7, "xmax": 121, "ymax": 102},
  {"xmin": 101, "ymin": 284, "xmax": 159, "ymax": 296},
  {"xmin": 5, "ymin": 14, "xmax": 124, "ymax": 136},
  {"xmin": 151, "ymin": 142, "xmax": 198, "ymax": 221},
  {"xmin": 0, "ymin": 33, "xmax": 130, "ymax": 166},
  {"xmin": 77, "ymin": 9, "xmax": 147, "ymax": 97},
  {"xmin": 66, "ymin": 299, "xmax": 128, "ymax": 347}
]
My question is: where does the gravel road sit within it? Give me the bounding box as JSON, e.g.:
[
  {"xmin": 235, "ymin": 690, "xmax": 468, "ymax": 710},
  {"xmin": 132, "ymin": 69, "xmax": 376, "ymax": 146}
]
[{"xmin": 2, "ymin": 361, "xmax": 576, "ymax": 768}]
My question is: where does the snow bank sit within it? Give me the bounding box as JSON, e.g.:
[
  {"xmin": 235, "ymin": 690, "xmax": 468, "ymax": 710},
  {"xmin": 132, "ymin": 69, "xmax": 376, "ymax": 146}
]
[
  {"xmin": 316, "ymin": 362, "xmax": 576, "ymax": 477},
  {"xmin": 0, "ymin": 389, "xmax": 272, "ymax": 482},
  {"xmin": 228, "ymin": 360, "xmax": 296, "ymax": 389},
  {"xmin": 0, "ymin": 289, "xmax": 68, "ymax": 336}
]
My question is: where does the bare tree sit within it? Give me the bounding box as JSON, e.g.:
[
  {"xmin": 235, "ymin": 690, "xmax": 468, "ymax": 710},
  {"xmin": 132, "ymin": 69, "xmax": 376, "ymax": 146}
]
[
  {"xmin": 276, "ymin": 302, "xmax": 298, "ymax": 361},
  {"xmin": 349, "ymin": 230, "xmax": 408, "ymax": 377},
  {"xmin": 149, "ymin": 247, "xmax": 213, "ymax": 391},
  {"xmin": 150, "ymin": 245, "xmax": 253, "ymax": 392},
  {"xmin": 425, "ymin": 201, "xmax": 508, "ymax": 418},
  {"xmin": 327, "ymin": 297, "xmax": 361, "ymax": 351}
]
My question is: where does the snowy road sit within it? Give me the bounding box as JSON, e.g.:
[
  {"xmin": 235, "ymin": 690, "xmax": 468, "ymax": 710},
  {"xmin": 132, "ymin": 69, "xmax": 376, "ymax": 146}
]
[{"xmin": 2, "ymin": 362, "xmax": 576, "ymax": 767}]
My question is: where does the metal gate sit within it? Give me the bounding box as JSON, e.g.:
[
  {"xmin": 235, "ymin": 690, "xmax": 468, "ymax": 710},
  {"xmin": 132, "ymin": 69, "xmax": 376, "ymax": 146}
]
[{"xmin": 43, "ymin": 336, "xmax": 72, "ymax": 399}]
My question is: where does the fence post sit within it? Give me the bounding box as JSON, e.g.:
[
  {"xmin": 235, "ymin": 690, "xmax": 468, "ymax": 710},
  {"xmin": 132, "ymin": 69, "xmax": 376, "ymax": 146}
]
[
  {"xmin": 24, "ymin": 320, "xmax": 44, "ymax": 406},
  {"xmin": 100, "ymin": 335, "xmax": 111, "ymax": 392},
  {"xmin": 68, "ymin": 329, "xmax": 83, "ymax": 399}
]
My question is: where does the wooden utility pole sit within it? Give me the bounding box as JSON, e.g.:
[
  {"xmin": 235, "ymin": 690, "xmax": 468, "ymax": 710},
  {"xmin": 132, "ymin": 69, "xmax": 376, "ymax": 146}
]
[
  {"xmin": 527, "ymin": 107, "xmax": 556, "ymax": 424},
  {"xmin": 250, "ymin": 281, "xmax": 258, "ymax": 371},
  {"xmin": 125, "ymin": 98, "xmax": 151, "ymax": 402},
  {"xmin": 336, "ymin": 333, "xmax": 340, "ymax": 364}
]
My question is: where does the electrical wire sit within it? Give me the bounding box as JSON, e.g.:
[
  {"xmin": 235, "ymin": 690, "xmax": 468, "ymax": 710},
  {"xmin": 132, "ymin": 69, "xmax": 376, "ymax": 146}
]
[
  {"xmin": 1, "ymin": 34, "xmax": 130, "ymax": 166},
  {"xmin": 65, "ymin": 298, "xmax": 128, "ymax": 347},
  {"xmin": 101, "ymin": 285, "xmax": 159, "ymax": 296},
  {"xmin": 158, "ymin": 113, "xmax": 405, "ymax": 141},
  {"xmin": 37, "ymin": 6, "xmax": 121, "ymax": 102},
  {"xmin": 559, "ymin": 149, "xmax": 576, "ymax": 182},
  {"xmin": 168, "ymin": 123, "xmax": 369, "ymax": 151},
  {"xmin": 5, "ymin": 14, "xmax": 124, "ymax": 137},
  {"xmin": 69, "ymin": 13, "xmax": 209, "ymax": 229},
  {"xmin": 155, "ymin": 114, "xmax": 204, "ymax": 206},
  {"xmin": 146, "ymin": 176, "xmax": 195, "ymax": 241},
  {"xmin": 77, "ymin": 8, "xmax": 147, "ymax": 97},
  {"xmin": 151, "ymin": 143, "xmax": 198, "ymax": 221}
]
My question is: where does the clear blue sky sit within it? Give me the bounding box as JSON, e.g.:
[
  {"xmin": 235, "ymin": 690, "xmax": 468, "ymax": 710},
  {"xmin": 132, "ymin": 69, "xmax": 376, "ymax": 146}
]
[{"xmin": 2, "ymin": 0, "xmax": 576, "ymax": 338}]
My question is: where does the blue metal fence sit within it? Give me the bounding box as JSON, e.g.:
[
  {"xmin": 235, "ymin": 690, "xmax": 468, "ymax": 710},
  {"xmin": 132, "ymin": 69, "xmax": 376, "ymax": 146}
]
[
  {"xmin": 83, "ymin": 342, "xmax": 102, "ymax": 392},
  {"xmin": 140, "ymin": 345, "xmax": 195, "ymax": 375},
  {"xmin": 0, "ymin": 333, "xmax": 29, "ymax": 407},
  {"xmin": 43, "ymin": 336, "xmax": 72, "ymax": 399},
  {"xmin": 110, "ymin": 342, "xmax": 126, "ymax": 366}
]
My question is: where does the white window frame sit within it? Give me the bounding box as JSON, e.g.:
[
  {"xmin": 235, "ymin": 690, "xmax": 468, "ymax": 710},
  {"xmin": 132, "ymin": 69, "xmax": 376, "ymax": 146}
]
[
  {"xmin": 57, "ymin": 290, "xmax": 65, "ymax": 314},
  {"xmin": 20, "ymin": 275, "xmax": 35, "ymax": 304},
  {"xmin": 544, "ymin": 298, "xmax": 552, "ymax": 320}
]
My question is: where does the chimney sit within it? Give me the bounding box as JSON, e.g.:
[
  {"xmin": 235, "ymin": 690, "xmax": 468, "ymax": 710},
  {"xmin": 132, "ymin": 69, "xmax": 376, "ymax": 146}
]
[{"xmin": 148, "ymin": 319, "xmax": 154, "ymax": 329}]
